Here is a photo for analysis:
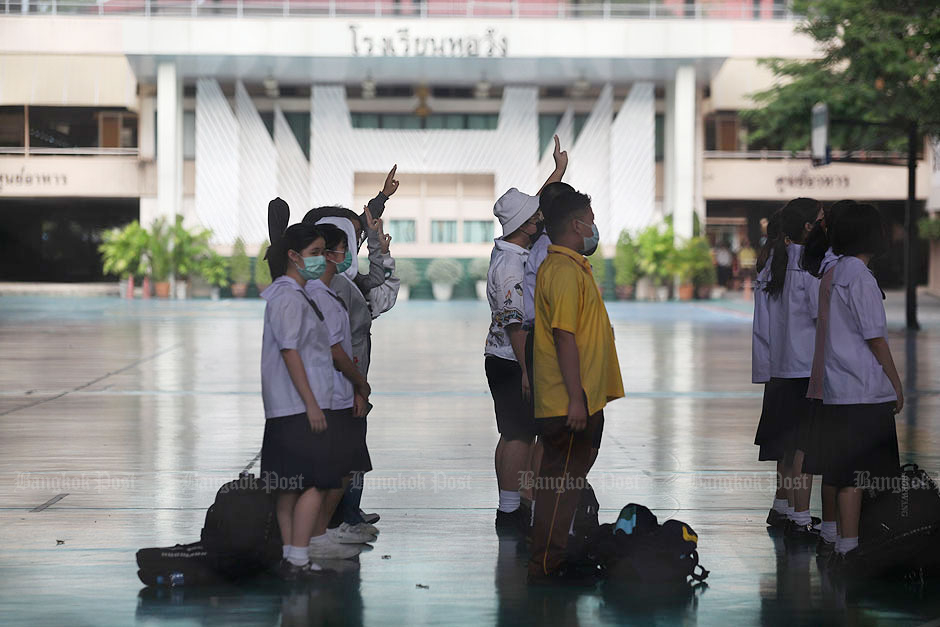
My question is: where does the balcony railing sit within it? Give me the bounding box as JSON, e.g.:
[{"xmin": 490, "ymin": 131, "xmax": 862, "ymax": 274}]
[
  {"xmin": 704, "ymin": 150, "xmax": 909, "ymax": 161},
  {"xmin": 1, "ymin": 0, "xmax": 796, "ymax": 19},
  {"xmin": 0, "ymin": 147, "xmax": 140, "ymax": 156}
]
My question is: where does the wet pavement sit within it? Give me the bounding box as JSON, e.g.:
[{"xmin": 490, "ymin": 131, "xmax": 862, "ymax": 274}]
[{"xmin": 1, "ymin": 294, "xmax": 940, "ymax": 626}]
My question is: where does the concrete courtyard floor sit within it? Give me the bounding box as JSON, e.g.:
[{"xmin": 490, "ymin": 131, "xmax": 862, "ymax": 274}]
[{"xmin": 1, "ymin": 294, "xmax": 940, "ymax": 626}]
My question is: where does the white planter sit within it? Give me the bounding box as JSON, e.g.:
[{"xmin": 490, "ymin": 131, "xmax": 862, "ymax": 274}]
[
  {"xmin": 432, "ymin": 283, "xmax": 454, "ymax": 301},
  {"xmin": 398, "ymin": 285, "xmax": 411, "ymax": 301},
  {"xmin": 210, "ymin": 287, "xmax": 221, "ymax": 301},
  {"xmin": 656, "ymin": 286, "xmax": 669, "ymax": 302},
  {"xmin": 475, "ymin": 280, "xmax": 487, "ymax": 301},
  {"xmin": 175, "ymin": 281, "xmax": 189, "ymax": 300},
  {"xmin": 635, "ymin": 277, "xmax": 653, "ymax": 301}
]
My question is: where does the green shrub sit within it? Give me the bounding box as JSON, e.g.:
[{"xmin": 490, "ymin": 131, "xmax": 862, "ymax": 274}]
[
  {"xmin": 201, "ymin": 252, "xmax": 230, "ymax": 288},
  {"xmin": 99, "ymin": 220, "xmax": 150, "ymax": 279},
  {"xmin": 674, "ymin": 236, "xmax": 716, "ymax": 285},
  {"xmin": 918, "ymin": 216, "xmax": 940, "ymax": 241},
  {"xmin": 254, "ymin": 240, "xmax": 272, "ymax": 286},
  {"xmin": 469, "ymin": 257, "xmax": 490, "ymax": 281},
  {"xmin": 635, "ymin": 222, "xmax": 675, "ymax": 286},
  {"xmin": 426, "ymin": 258, "xmax": 464, "ymax": 285},
  {"xmin": 613, "ymin": 230, "xmax": 638, "ymax": 286},
  {"xmin": 230, "ymin": 238, "xmax": 252, "ymax": 284},
  {"xmin": 395, "ymin": 259, "xmax": 421, "ymax": 286}
]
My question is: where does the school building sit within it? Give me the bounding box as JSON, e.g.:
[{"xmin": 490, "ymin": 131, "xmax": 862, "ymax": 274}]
[{"xmin": 0, "ymin": 0, "xmax": 936, "ymax": 283}]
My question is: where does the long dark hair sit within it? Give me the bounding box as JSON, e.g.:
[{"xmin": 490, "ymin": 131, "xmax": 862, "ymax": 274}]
[
  {"xmin": 800, "ymin": 199, "xmax": 857, "ymax": 277},
  {"xmin": 764, "ymin": 198, "xmax": 820, "ymax": 296},
  {"xmin": 831, "ymin": 203, "xmax": 888, "ymax": 257},
  {"xmin": 267, "ymin": 198, "xmax": 323, "ymax": 279},
  {"xmin": 756, "ymin": 210, "xmax": 781, "ymax": 273}
]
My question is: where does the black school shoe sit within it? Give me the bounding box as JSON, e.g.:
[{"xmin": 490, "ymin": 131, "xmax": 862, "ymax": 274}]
[
  {"xmin": 527, "ymin": 562, "xmax": 603, "ymax": 588},
  {"xmin": 816, "ymin": 536, "xmax": 836, "ymax": 558},
  {"xmin": 276, "ymin": 559, "xmax": 334, "ymax": 581},
  {"xmin": 784, "ymin": 520, "xmax": 821, "ymax": 543},
  {"xmin": 496, "ymin": 507, "xmax": 530, "ymax": 537},
  {"xmin": 360, "ymin": 509, "xmax": 380, "ymax": 525},
  {"xmin": 766, "ymin": 508, "xmax": 789, "ymax": 528}
]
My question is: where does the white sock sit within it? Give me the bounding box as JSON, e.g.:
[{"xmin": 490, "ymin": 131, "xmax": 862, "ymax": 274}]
[
  {"xmin": 772, "ymin": 498, "xmax": 789, "ymax": 514},
  {"xmin": 286, "ymin": 545, "xmax": 309, "ymax": 567},
  {"xmin": 498, "ymin": 490, "xmax": 520, "ymax": 513},
  {"xmin": 792, "ymin": 509, "xmax": 811, "ymax": 526},
  {"xmin": 839, "ymin": 536, "xmax": 858, "ymax": 554},
  {"xmin": 821, "ymin": 521, "xmax": 837, "ymax": 544},
  {"xmin": 282, "ymin": 545, "xmax": 290, "ymax": 559},
  {"xmin": 786, "ymin": 506, "xmax": 796, "ymax": 521}
]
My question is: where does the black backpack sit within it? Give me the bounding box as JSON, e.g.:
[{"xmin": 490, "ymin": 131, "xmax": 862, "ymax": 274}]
[
  {"xmin": 857, "ymin": 463, "xmax": 940, "ymax": 579},
  {"xmin": 566, "ymin": 483, "xmax": 601, "ymax": 562},
  {"xmin": 135, "ymin": 542, "xmax": 223, "ymax": 587},
  {"xmin": 591, "ymin": 504, "xmax": 709, "ymax": 590},
  {"xmin": 199, "ymin": 473, "xmax": 283, "ymax": 581}
]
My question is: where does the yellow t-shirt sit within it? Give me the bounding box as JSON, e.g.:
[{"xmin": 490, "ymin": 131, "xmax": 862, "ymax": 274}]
[{"xmin": 533, "ymin": 245, "xmax": 625, "ymax": 418}]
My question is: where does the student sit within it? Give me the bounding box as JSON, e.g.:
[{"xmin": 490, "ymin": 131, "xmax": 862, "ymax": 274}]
[
  {"xmin": 529, "ymin": 190, "xmax": 624, "ymax": 584},
  {"xmin": 304, "ymin": 223, "xmax": 376, "ymax": 553},
  {"xmin": 752, "ymin": 198, "xmax": 823, "ymax": 539},
  {"xmin": 486, "ymin": 187, "xmax": 543, "ymax": 535},
  {"xmin": 364, "ymin": 216, "xmax": 401, "ymax": 320},
  {"xmin": 259, "ymin": 217, "xmax": 339, "ymax": 580},
  {"xmin": 299, "ymin": 164, "xmax": 400, "ymax": 531},
  {"xmin": 809, "ymin": 204, "xmax": 902, "ymax": 569}
]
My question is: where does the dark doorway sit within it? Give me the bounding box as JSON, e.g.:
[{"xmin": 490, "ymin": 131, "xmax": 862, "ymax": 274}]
[{"xmin": 0, "ymin": 197, "xmax": 139, "ymax": 282}]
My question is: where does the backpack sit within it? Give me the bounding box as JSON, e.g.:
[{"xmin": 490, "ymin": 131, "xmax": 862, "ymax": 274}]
[
  {"xmin": 566, "ymin": 483, "xmax": 600, "ymax": 562},
  {"xmin": 199, "ymin": 473, "xmax": 283, "ymax": 581},
  {"xmin": 135, "ymin": 542, "xmax": 224, "ymax": 587},
  {"xmin": 591, "ymin": 503, "xmax": 709, "ymax": 591},
  {"xmin": 857, "ymin": 463, "xmax": 940, "ymax": 579}
]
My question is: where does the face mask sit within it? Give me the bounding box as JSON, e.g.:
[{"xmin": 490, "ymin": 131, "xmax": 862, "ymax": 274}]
[
  {"xmin": 336, "ymin": 250, "xmax": 353, "ymax": 274},
  {"xmin": 576, "ymin": 219, "xmax": 600, "ymax": 256},
  {"xmin": 295, "ymin": 255, "xmax": 326, "ymax": 281}
]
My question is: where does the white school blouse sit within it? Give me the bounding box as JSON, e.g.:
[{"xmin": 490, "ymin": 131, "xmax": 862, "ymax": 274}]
[
  {"xmin": 485, "ymin": 238, "xmax": 529, "ymax": 361},
  {"xmin": 820, "ymin": 256, "xmax": 896, "ymax": 405},
  {"xmin": 260, "ymin": 276, "xmax": 335, "ymax": 419},
  {"xmin": 523, "ymin": 234, "xmax": 551, "ymax": 327},
  {"xmin": 305, "ymin": 278, "xmax": 355, "ymax": 411},
  {"xmin": 752, "ymin": 244, "xmax": 819, "ymax": 382}
]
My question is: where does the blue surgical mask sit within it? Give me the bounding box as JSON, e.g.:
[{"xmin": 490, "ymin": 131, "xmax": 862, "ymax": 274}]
[
  {"xmin": 335, "ymin": 250, "xmax": 353, "ymax": 274},
  {"xmin": 295, "ymin": 255, "xmax": 326, "ymax": 281},
  {"xmin": 576, "ymin": 219, "xmax": 600, "ymax": 256}
]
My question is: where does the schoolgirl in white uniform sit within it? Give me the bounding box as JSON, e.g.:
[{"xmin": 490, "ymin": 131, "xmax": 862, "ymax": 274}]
[
  {"xmin": 752, "ymin": 198, "xmax": 823, "ymax": 538},
  {"xmin": 807, "ymin": 203, "xmax": 902, "ymax": 569},
  {"xmin": 259, "ymin": 217, "xmax": 338, "ymax": 581},
  {"xmin": 303, "ymin": 223, "xmax": 376, "ymax": 555}
]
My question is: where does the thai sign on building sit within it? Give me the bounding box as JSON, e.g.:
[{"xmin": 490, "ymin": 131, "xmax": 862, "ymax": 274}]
[{"xmin": 349, "ymin": 24, "xmax": 509, "ymax": 58}]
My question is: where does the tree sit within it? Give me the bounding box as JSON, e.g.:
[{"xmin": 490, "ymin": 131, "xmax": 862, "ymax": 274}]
[{"xmin": 742, "ymin": 0, "xmax": 940, "ymax": 153}]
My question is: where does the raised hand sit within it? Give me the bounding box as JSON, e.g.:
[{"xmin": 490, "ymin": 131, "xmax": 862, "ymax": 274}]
[
  {"xmin": 377, "ymin": 218, "xmax": 392, "ymax": 254},
  {"xmin": 382, "ymin": 164, "xmax": 400, "ymax": 197},
  {"xmin": 553, "ymin": 135, "xmax": 568, "ymax": 172}
]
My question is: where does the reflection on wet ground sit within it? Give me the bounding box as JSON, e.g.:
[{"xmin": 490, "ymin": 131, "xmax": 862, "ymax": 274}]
[{"xmin": 1, "ymin": 295, "xmax": 939, "ymax": 625}]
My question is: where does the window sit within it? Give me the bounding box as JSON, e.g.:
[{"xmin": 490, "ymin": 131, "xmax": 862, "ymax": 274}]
[
  {"xmin": 388, "ymin": 219, "xmax": 416, "ymax": 243},
  {"xmin": 463, "ymin": 220, "xmax": 494, "ymax": 243},
  {"xmin": 0, "ymin": 107, "xmax": 25, "ymax": 147},
  {"xmin": 351, "ymin": 113, "xmax": 498, "ymax": 131},
  {"xmin": 431, "ymin": 220, "xmax": 457, "ymax": 243},
  {"xmin": 538, "ymin": 114, "xmax": 562, "ymax": 156},
  {"xmin": 655, "ymin": 113, "xmax": 664, "ymax": 162}
]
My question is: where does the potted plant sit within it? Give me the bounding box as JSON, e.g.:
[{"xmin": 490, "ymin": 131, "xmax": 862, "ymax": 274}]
[
  {"xmin": 395, "ymin": 258, "xmax": 420, "ymax": 301},
  {"xmin": 147, "ymin": 218, "xmax": 173, "ymax": 298},
  {"xmin": 426, "ymin": 258, "xmax": 464, "ymax": 301},
  {"xmin": 613, "ymin": 230, "xmax": 638, "ymax": 300},
  {"xmin": 230, "ymin": 238, "xmax": 252, "ymax": 298},
  {"xmin": 99, "ymin": 220, "xmax": 149, "ymax": 299},
  {"xmin": 469, "ymin": 257, "xmax": 490, "ymax": 301},
  {"xmin": 254, "ymin": 240, "xmax": 272, "ymax": 294},
  {"xmin": 635, "ymin": 221, "xmax": 675, "ymax": 301},
  {"xmin": 589, "ymin": 251, "xmax": 607, "ymax": 297},
  {"xmin": 169, "ymin": 215, "xmax": 213, "ymax": 300},
  {"xmin": 201, "ymin": 251, "xmax": 230, "ymax": 300}
]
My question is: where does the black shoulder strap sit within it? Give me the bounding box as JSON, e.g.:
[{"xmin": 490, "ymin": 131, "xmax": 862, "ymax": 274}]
[
  {"xmin": 327, "ymin": 290, "xmax": 348, "ymax": 312},
  {"xmin": 300, "ymin": 292, "xmax": 325, "ymax": 321}
]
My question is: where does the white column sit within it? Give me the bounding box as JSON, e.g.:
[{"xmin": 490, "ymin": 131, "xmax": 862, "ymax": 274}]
[
  {"xmin": 671, "ymin": 65, "xmax": 696, "ymax": 242},
  {"xmin": 663, "ymin": 81, "xmax": 675, "ymax": 224},
  {"xmin": 157, "ymin": 62, "xmax": 181, "ymax": 223}
]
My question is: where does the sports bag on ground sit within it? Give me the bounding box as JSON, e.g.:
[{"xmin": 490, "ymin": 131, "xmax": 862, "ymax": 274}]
[
  {"xmin": 591, "ymin": 503, "xmax": 709, "ymax": 590},
  {"xmin": 566, "ymin": 482, "xmax": 601, "ymax": 562},
  {"xmin": 135, "ymin": 542, "xmax": 223, "ymax": 587},
  {"xmin": 857, "ymin": 463, "xmax": 940, "ymax": 579},
  {"xmin": 199, "ymin": 472, "xmax": 282, "ymax": 581}
]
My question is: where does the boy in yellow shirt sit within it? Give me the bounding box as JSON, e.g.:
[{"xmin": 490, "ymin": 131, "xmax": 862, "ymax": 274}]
[{"xmin": 529, "ymin": 190, "xmax": 624, "ymax": 585}]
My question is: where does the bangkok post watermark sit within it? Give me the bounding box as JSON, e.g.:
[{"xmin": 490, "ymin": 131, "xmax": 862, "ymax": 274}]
[{"xmin": 15, "ymin": 471, "xmax": 137, "ymax": 492}]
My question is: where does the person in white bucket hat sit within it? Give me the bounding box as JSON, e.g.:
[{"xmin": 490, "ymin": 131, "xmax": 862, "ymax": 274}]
[{"xmin": 485, "ymin": 136, "xmax": 568, "ymax": 537}]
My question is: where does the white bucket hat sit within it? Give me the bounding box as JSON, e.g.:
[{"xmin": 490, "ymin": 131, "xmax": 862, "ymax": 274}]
[{"xmin": 494, "ymin": 188, "xmax": 539, "ymax": 238}]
